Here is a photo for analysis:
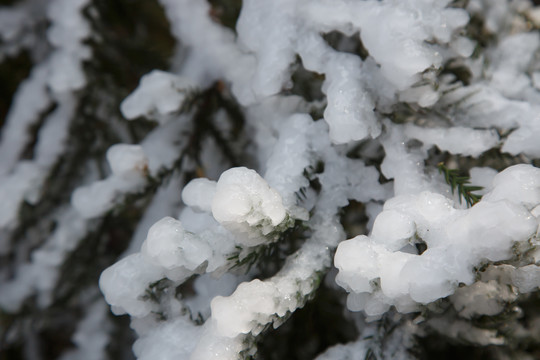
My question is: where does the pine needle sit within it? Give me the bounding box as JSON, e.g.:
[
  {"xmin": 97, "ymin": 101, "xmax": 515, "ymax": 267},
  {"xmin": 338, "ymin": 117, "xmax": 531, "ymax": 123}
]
[{"xmin": 437, "ymin": 163, "xmax": 483, "ymax": 207}]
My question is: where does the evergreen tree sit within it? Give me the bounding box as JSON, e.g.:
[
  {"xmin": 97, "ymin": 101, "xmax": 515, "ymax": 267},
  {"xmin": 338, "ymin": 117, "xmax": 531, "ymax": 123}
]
[{"xmin": 1, "ymin": 1, "xmax": 540, "ymax": 359}]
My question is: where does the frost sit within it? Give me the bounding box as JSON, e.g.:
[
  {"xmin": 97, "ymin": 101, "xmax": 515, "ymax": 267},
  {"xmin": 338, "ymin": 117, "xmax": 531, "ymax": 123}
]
[
  {"xmin": 121, "ymin": 70, "xmax": 197, "ymax": 123},
  {"xmin": 483, "ymin": 164, "xmax": 540, "ymax": 208},
  {"xmin": 211, "ymin": 279, "xmax": 279, "ymax": 337},
  {"xmin": 183, "ymin": 274, "xmax": 243, "ymax": 320},
  {"xmin": 141, "ymin": 217, "xmax": 212, "ymax": 271},
  {"xmin": 3, "ymin": 0, "xmax": 540, "ymax": 358},
  {"xmin": 99, "ymin": 253, "xmax": 166, "ymax": 318},
  {"xmin": 403, "ymin": 125, "xmax": 500, "ymax": 157},
  {"xmin": 512, "ymin": 265, "xmax": 540, "ymax": 293},
  {"xmin": 211, "ymin": 167, "xmax": 289, "ymax": 245},
  {"xmin": 451, "ymin": 280, "xmax": 517, "ymax": 319},
  {"xmin": 181, "ymin": 178, "xmax": 217, "ymax": 213},
  {"xmin": 59, "ymin": 300, "xmax": 111, "ymax": 360},
  {"xmin": 0, "ymin": 162, "xmax": 42, "ymax": 227},
  {"xmin": 133, "ymin": 317, "xmax": 203, "ymax": 360},
  {"xmin": 106, "ymin": 144, "xmax": 149, "ymax": 180},
  {"xmin": 72, "ymin": 144, "xmax": 149, "ymax": 218},
  {"xmin": 335, "ymin": 165, "xmax": 540, "ymax": 315},
  {"xmin": 314, "ymin": 341, "xmax": 368, "ymax": 360}
]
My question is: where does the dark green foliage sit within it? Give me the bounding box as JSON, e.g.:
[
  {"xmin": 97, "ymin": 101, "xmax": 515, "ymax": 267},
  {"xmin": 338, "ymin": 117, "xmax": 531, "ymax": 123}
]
[
  {"xmin": 296, "ymin": 160, "xmax": 324, "ymax": 204},
  {"xmin": 183, "ymin": 81, "xmax": 248, "ymax": 170},
  {"xmin": 208, "ymin": 0, "xmax": 243, "ymax": 31},
  {"xmin": 416, "ymin": 293, "xmax": 540, "ymax": 360},
  {"xmin": 227, "ymin": 245, "xmax": 276, "ymax": 273},
  {"xmin": 105, "ymin": 313, "xmax": 136, "ymax": 360},
  {"xmin": 0, "ymin": 51, "xmax": 33, "ymax": 129},
  {"xmin": 441, "ymin": 59, "xmax": 472, "ymax": 86},
  {"xmin": 416, "ymin": 333, "xmax": 500, "ymax": 360},
  {"xmin": 228, "ymin": 220, "xmax": 309, "ymax": 278},
  {"xmin": 323, "ymin": 31, "xmax": 369, "ymax": 60},
  {"xmin": 287, "ymin": 58, "xmax": 326, "ymax": 103},
  {"xmin": 0, "ymin": 1, "xmax": 178, "ymax": 358},
  {"xmin": 141, "ymin": 278, "xmax": 173, "ymax": 304},
  {"xmin": 84, "ymin": 0, "xmax": 176, "ymax": 93},
  {"xmin": 255, "ymin": 279, "xmax": 359, "ymax": 360},
  {"xmin": 465, "ymin": 13, "xmax": 496, "ymax": 57},
  {"xmin": 437, "ymin": 162, "xmax": 482, "ymax": 207},
  {"xmin": 3, "ymin": 0, "xmax": 540, "ymax": 359},
  {"xmin": 340, "ymin": 200, "xmax": 369, "ymax": 239},
  {"xmin": 0, "ymin": 0, "xmax": 20, "ymax": 5}
]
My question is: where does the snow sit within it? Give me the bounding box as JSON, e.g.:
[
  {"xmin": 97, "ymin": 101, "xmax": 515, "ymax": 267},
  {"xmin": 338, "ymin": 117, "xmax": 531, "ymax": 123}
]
[
  {"xmin": 99, "ymin": 253, "xmax": 167, "ymax": 318},
  {"xmin": 211, "ymin": 279, "xmax": 279, "ymax": 337},
  {"xmin": 0, "ymin": 208, "xmax": 88, "ymax": 311},
  {"xmin": 488, "ymin": 32, "xmax": 539, "ymax": 99},
  {"xmin": 46, "ymin": 0, "xmax": 91, "ymax": 92},
  {"xmin": 0, "ymin": 64, "xmax": 51, "ymax": 176},
  {"xmin": 107, "ymin": 144, "xmax": 149, "ymax": 179},
  {"xmin": 403, "ymin": 124, "xmax": 500, "ymax": 157},
  {"xmin": 121, "ymin": 70, "xmax": 197, "ymax": 122},
  {"xmin": 133, "ymin": 317, "xmax": 203, "ymax": 360},
  {"xmin": 184, "ymin": 273, "xmax": 245, "ymax": 321},
  {"xmin": 512, "ymin": 265, "xmax": 540, "ymax": 293},
  {"xmin": 141, "ymin": 217, "xmax": 212, "ymax": 271},
  {"xmin": 59, "ymin": 300, "xmax": 111, "ymax": 360},
  {"xmin": 0, "ymin": 5, "xmax": 28, "ymax": 42},
  {"xmin": 71, "ymin": 114, "xmax": 192, "ymax": 219},
  {"xmin": 483, "ymin": 164, "xmax": 540, "ymax": 209},
  {"xmin": 125, "ymin": 172, "xmax": 184, "ymax": 255},
  {"xmin": 263, "ymin": 114, "xmax": 313, "ymax": 205},
  {"xmin": 451, "ymin": 280, "xmax": 517, "ymax": 318},
  {"xmin": 159, "ymin": 0, "xmax": 256, "ymax": 104},
  {"xmin": 450, "ymin": 36, "xmax": 476, "ymax": 58},
  {"xmin": 182, "ymin": 178, "xmax": 217, "ymax": 213},
  {"xmin": 189, "ymin": 322, "xmax": 248, "ymax": 360},
  {"xmin": 72, "ymin": 170, "xmax": 147, "ymax": 219},
  {"xmin": 371, "ymin": 210, "xmax": 416, "ymax": 251},
  {"xmin": 0, "ymin": 0, "xmax": 90, "ymax": 232},
  {"xmin": 335, "ymin": 165, "xmax": 540, "ymax": 314},
  {"xmin": 0, "ymin": 162, "xmax": 42, "ymax": 228},
  {"xmin": 211, "ymin": 167, "xmax": 289, "ymax": 245},
  {"xmin": 314, "ymin": 340, "xmax": 368, "ymax": 360},
  {"xmin": 3, "ymin": 0, "xmax": 540, "ymax": 358},
  {"xmin": 469, "ymin": 167, "xmax": 498, "ymax": 195}
]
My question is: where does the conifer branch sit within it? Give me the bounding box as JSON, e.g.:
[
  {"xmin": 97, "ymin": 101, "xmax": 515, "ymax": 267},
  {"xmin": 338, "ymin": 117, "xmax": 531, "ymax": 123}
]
[{"xmin": 437, "ymin": 163, "xmax": 483, "ymax": 207}]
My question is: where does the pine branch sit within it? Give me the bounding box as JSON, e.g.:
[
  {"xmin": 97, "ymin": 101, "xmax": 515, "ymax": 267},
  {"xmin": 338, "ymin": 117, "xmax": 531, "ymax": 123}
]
[
  {"xmin": 227, "ymin": 219, "xmax": 307, "ymax": 277},
  {"xmin": 437, "ymin": 163, "xmax": 483, "ymax": 207}
]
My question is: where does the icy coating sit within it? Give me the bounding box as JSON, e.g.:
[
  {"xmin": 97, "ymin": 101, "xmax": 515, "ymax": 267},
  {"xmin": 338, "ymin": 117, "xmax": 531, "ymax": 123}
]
[
  {"xmin": 120, "ymin": 70, "xmax": 197, "ymax": 123},
  {"xmin": 211, "ymin": 167, "xmax": 289, "ymax": 245},
  {"xmin": 335, "ymin": 165, "xmax": 540, "ymax": 316},
  {"xmin": 2, "ymin": 0, "xmax": 540, "ymax": 359}
]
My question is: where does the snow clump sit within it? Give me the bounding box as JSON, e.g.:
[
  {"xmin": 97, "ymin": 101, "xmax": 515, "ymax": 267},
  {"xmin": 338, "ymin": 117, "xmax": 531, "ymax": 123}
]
[
  {"xmin": 335, "ymin": 165, "xmax": 540, "ymax": 316},
  {"xmin": 121, "ymin": 70, "xmax": 197, "ymax": 123},
  {"xmin": 5, "ymin": 0, "xmax": 540, "ymax": 358},
  {"xmin": 72, "ymin": 144, "xmax": 148, "ymax": 218},
  {"xmin": 182, "ymin": 167, "xmax": 293, "ymax": 246},
  {"xmin": 211, "ymin": 167, "xmax": 290, "ymax": 245}
]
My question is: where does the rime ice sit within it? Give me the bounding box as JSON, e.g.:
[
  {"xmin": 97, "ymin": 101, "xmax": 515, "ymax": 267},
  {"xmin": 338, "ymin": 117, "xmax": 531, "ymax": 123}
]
[
  {"xmin": 3, "ymin": 0, "xmax": 540, "ymax": 358},
  {"xmin": 335, "ymin": 165, "xmax": 540, "ymax": 315},
  {"xmin": 72, "ymin": 144, "xmax": 148, "ymax": 218},
  {"xmin": 141, "ymin": 217, "xmax": 212, "ymax": 271},
  {"xmin": 121, "ymin": 70, "xmax": 197, "ymax": 123},
  {"xmin": 211, "ymin": 167, "xmax": 288, "ymax": 243}
]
